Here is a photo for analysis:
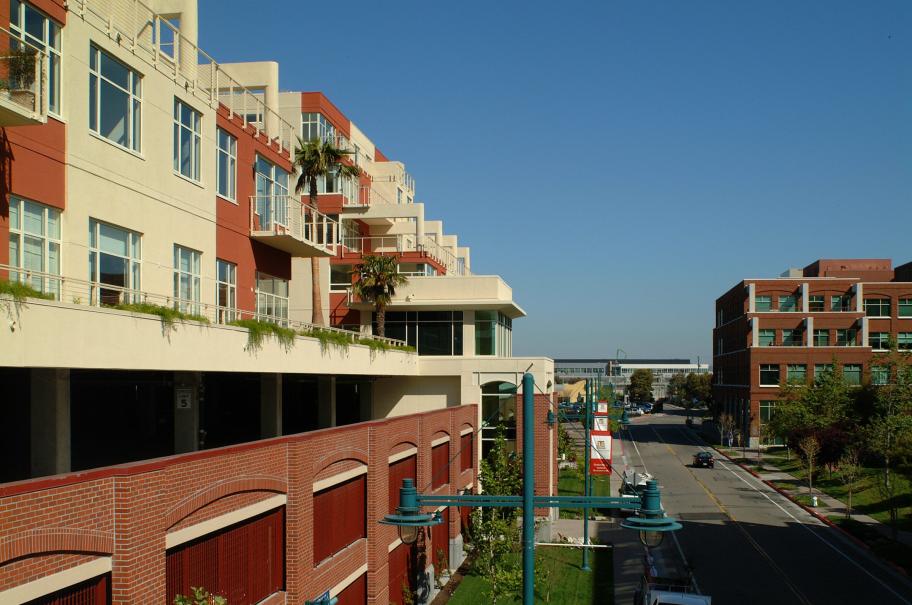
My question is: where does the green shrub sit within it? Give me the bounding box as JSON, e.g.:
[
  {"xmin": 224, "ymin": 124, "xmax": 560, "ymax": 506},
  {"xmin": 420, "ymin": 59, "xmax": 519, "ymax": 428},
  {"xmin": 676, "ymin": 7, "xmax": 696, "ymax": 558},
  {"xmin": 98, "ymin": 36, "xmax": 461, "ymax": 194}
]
[
  {"xmin": 300, "ymin": 327, "xmax": 353, "ymax": 353},
  {"xmin": 0, "ymin": 279, "xmax": 55, "ymax": 302},
  {"xmin": 229, "ymin": 319, "xmax": 296, "ymax": 352},
  {"xmin": 112, "ymin": 302, "xmax": 209, "ymax": 330}
]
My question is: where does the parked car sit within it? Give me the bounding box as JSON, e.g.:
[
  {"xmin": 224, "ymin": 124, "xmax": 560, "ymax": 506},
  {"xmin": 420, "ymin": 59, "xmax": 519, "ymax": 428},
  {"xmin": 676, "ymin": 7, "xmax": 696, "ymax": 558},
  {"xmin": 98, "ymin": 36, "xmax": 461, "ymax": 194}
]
[
  {"xmin": 629, "ymin": 407, "xmax": 645, "ymax": 416},
  {"xmin": 692, "ymin": 451, "xmax": 715, "ymax": 468},
  {"xmin": 639, "ymin": 403, "xmax": 653, "ymax": 413}
]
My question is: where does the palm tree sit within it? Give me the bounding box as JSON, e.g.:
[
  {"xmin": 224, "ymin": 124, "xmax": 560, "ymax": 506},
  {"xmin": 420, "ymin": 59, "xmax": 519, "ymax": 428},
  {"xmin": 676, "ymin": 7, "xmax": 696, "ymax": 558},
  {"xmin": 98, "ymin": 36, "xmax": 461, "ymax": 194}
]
[
  {"xmin": 352, "ymin": 255, "xmax": 408, "ymax": 338},
  {"xmin": 293, "ymin": 136, "xmax": 361, "ymax": 325}
]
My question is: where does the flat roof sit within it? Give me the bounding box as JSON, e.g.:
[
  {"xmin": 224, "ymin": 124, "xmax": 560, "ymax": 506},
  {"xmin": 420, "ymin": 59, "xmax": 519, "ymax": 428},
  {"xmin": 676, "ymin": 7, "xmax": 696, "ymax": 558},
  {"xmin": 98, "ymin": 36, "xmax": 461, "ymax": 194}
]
[{"xmin": 555, "ymin": 358, "xmax": 692, "ymax": 365}]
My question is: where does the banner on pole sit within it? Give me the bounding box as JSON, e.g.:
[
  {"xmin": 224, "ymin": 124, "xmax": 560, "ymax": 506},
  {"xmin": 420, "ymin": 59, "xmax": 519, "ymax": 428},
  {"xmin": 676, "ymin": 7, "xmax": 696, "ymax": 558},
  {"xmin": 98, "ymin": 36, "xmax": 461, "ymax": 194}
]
[{"xmin": 589, "ymin": 433, "xmax": 612, "ymax": 475}]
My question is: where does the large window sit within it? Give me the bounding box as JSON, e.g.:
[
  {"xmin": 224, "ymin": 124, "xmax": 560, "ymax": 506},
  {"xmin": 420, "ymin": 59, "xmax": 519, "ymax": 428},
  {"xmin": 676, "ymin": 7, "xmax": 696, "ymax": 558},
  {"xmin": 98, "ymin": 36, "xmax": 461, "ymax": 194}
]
[
  {"xmin": 758, "ymin": 329, "xmax": 775, "ymax": 347},
  {"xmin": 89, "ymin": 45, "xmax": 141, "ymax": 152},
  {"xmin": 786, "ymin": 364, "xmax": 807, "ymax": 383},
  {"xmin": 432, "ymin": 441, "xmax": 450, "ymax": 489},
  {"xmin": 759, "ymin": 400, "xmax": 782, "ymax": 445},
  {"xmin": 173, "ymin": 98, "xmax": 201, "ymax": 180},
  {"xmin": 814, "ymin": 364, "xmax": 834, "ymax": 381},
  {"xmin": 216, "ymin": 128, "xmax": 237, "ymax": 201},
  {"xmin": 255, "ymin": 156, "xmax": 289, "ymax": 229},
  {"xmin": 759, "ymin": 364, "xmax": 780, "ymax": 386},
  {"xmin": 330, "ymin": 263, "xmax": 353, "ymax": 292},
  {"xmin": 216, "ymin": 259, "xmax": 236, "ymax": 323},
  {"xmin": 173, "ymin": 245, "xmax": 201, "ymax": 315},
  {"xmin": 864, "ymin": 298, "xmax": 891, "ymax": 317},
  {"xmin": 255, "ymin": 272, "xmax": 288, "ymax": 324},
  {"xmin": 836, "ymin": 328, "xmax": 858, "ymax": 346},
  {"xmin": 755, "ymin": 295, "xmax": 772, "ymax": 312},
  {"xmin": 831, "ymin": 295, "xmax": 852, "ymax": 312},
  {"xmin": 301, "ymin": 112, "xmax": 335, "ymax": 142},
  {"xmin": 871, "ymin": 366, "xmax": 889, "ymax": 385},
  {"xmin": 813, "ymin": 329, "xmax": 829, "ymax": 347},
  {"xmin": 779, "ymin": 295, "xmax": 797, "ymax": 312},
  {"xmin": 475, "ymin": 311, "xmax": 513, "ymax": 356},
  {"xmin": 900, "ymin": 299, "xmax": 912, "ymax": 318},
  {"xmin": 461, "ymin": 432, "xmax": 474, "ymax": 472},
  {"xmin": 8, "ymin": 197, "xmax": 60, "ymax": 298},
  {"xmin": 843, "ymin": 364, "xmax": 862, "ymax": 386},
  {"xmin": 10, "ymin": 0, "xmax": 61, "ymax": 115},
  {"xmin": 899, "ymin": 333, "xmax": 912, "ymax": 350},
  {"xmin": 808, "ymin": 295, "xmax": 824, "ymax": 312},
  {"xmin": 378, "ymin": 311, "xmax": 463, "ymax": 355},
  {"xmin": 481, "ymin": 382, "xmax": 516, "ymax": 457},
  {"xmin": 88, "ymin": 219, "xmax": 141, "ymax": 305},
  {"xmin": 313, "ymin": 475, "xmax": 366, "ymax": 564},
  {"xmin": 869, "ymin": 332, "xmax": 890, "ymax": 350},
  {"xmin": 782, "ymin": 329, "xmax": 801, "ymax": 346}
]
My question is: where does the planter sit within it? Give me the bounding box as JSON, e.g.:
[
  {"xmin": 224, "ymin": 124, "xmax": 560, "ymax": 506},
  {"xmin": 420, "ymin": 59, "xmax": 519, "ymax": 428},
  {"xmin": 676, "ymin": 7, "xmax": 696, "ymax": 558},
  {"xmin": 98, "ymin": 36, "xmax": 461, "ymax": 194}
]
[{"xmin": 10, "ymin": 89, "xmax": 35, "ymax": 111}]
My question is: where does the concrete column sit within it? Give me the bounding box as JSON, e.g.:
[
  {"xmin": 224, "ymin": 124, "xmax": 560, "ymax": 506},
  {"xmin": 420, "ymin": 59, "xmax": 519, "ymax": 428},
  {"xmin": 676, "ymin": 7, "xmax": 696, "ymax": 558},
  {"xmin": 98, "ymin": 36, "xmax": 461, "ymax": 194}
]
[
  {"xmin": 358, "ymin": 380, "xmax": 372, "ymax": 422},
  {"xmin": 801, "ymin": 283, "xmax": 809, "ymax": 312},
  {"xmin": 855, "ymin": 283, "xmax": 864, "ymax": 312},
  {"xmin": 806, "ymin": 316, "xmax": 814, "ymax": 347},
  {"xmin": 750, "ymin": 317, "xmax": 759, "ymax": 347},
  {"xmin": 861, "ymin": 317, "xmax": 869, "ymax": 348},
  {"xmin": 30, "ymin": 368, "xmax": 70, "ymax": 476},
  {"xmin": 318, "ymin": 376, "xmax": 336, "ymax": 428},
  {"xmin": 173, "ymin": 371, "xmax": 201, "ymax": 454},
  {"xmin": 463, "ymin": 310, "xmax": 476, "ymax": 357},
  {"xmin": 747, "ymin": 282, "xmax": 756, "ymax": 313},
  {"xmin": 261, "ymin": 373, "xmax": 283, "ymax": 438}
]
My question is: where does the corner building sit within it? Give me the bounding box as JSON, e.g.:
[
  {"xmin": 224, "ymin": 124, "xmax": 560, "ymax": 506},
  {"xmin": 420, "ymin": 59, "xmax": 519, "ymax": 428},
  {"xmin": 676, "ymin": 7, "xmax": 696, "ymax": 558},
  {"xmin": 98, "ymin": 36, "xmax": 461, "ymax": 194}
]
[
  {"xmin": 713, "ymin": 258, "xmax": 912, "ymax": 447},
  {"xmin": 0, "ymin": 1, "xmax": 557, "ymax": 604}
]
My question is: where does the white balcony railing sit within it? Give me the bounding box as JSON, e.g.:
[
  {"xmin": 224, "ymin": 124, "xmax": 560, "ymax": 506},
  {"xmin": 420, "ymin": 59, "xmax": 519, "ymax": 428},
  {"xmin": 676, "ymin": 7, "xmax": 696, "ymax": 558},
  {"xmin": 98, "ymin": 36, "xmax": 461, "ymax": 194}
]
[
  {"xmin": 251, "ymin": 196, "xmax": 339, "ymax": 256},
  {"xmin": 339, "ymin": 235, "xmax": 469, "ymax": 276},
  {"xmin": 0, "ymin": 27, "xmax": 47, "ymax": 125},
  {"xmin": 0, "ymin": 263, "xmax": 408, "ymax": 348}
]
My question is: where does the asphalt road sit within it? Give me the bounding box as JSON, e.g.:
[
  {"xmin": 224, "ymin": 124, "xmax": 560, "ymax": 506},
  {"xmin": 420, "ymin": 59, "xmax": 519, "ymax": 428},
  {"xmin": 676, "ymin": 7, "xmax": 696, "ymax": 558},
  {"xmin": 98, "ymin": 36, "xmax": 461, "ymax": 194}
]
[{"xmin": 616, "ymin": 405, "xmax": 912, "ymax": 605}]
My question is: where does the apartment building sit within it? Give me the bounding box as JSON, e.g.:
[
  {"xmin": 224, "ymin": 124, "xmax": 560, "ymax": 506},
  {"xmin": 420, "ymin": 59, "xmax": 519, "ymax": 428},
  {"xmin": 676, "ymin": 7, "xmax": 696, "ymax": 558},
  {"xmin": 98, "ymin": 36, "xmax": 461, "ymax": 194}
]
[
  {"xmin": 0, "ymin": 1, "xmax": 556, "ymax": 604},
  {"xmin": 713, "ymin": 258, "xmax": 912, "ymax": 447}
]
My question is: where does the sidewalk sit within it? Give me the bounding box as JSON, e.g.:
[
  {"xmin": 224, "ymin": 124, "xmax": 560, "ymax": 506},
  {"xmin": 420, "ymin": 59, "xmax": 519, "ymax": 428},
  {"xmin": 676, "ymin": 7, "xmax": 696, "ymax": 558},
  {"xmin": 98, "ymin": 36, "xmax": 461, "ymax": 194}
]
[{"xmin": 715, "ymin": 446, "xmax": 912, "ymax": 549}]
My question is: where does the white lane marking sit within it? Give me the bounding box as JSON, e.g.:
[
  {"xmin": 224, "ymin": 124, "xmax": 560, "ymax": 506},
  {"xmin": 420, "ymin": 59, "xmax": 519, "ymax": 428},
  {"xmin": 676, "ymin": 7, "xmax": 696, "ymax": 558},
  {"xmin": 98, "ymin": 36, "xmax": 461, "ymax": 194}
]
[{"xmin": 672, "ymin": 426, "xmax": 912, "ymax": 605}]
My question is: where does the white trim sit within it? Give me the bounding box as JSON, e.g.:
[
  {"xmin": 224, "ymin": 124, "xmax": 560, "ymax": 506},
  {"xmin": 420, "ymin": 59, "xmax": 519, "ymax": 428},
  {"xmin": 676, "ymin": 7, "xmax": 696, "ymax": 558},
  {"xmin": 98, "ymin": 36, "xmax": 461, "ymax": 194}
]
[
  {"xmin": 464, "ymin": 480, "xmax": 474, "ymax": 490},
  {"xmin": 0, "ymin": 557, "xmax": 112, "ymax": 605},
  {"xmin": 313, "ymin": 465, "xmax": 367, "ymax": 493},
  {"xmin": 165, "ymin": 494, "xmax": 286, "ymax": 548},
  {"xmin": 435, "ymin": 504, "xmax": 448, "ymax": 512},
  {"xmin": 388, "ymin": 447, "xmax": 418, "ymax": 464},
  {"xmin": 460, "ymin": 427, "xmax": 474, "ymax": 436},
  {"xmin": 388, "ymin": 538, "xmax": 403, "ymax": 552},
  {"xmin": 330, "ymin": 563, "xmax": 369, "ymax": 598},
  {"xmin": 431, "ymin": 436, "xmax": 450, "ymax": 447}
]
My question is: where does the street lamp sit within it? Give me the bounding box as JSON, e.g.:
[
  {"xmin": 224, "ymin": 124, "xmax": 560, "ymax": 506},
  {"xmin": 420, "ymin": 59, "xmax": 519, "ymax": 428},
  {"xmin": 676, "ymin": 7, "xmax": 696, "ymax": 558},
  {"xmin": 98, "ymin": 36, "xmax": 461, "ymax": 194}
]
[
  {"xmin": 619, "ymin": 479, "xmax": 682, "ymax": 547},
  {"xmin": 379, "ymin": 478, "xmax": 443, "ymax": 545}
]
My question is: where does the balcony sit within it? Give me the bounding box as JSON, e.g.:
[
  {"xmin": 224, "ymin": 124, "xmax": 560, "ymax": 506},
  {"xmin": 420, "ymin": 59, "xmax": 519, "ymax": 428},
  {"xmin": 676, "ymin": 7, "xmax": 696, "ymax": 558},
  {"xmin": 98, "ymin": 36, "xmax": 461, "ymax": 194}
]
[
  {"xmin": 340, "ymin": 235, "xmax": 469, "ymax": 276},
  {"xmin": 0, "ymin": 29, "xmax": 47, "ymax": 126},
  {"xmin": 250, "ymin": 196, "xmax": 339, "ymax": 257},
  {"xmin": 347, "ymin": 275, "xmax": 524, "ymax": 317}
]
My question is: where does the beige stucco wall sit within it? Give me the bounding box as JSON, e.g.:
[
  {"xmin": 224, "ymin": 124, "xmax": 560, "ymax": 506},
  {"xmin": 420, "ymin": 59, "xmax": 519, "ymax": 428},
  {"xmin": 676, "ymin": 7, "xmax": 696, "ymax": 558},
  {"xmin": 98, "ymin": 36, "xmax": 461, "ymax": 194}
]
[{"xmin": 372, "ymin": 375, "xmax": 461, "ymax": 418}]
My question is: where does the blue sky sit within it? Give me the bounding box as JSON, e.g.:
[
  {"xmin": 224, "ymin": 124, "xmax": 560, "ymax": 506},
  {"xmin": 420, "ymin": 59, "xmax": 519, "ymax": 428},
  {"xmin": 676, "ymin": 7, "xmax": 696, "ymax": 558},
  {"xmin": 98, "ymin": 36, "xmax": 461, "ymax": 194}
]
[{"xmin": 199, "ymin": 1, "xmax": 911, "ymax": 362}]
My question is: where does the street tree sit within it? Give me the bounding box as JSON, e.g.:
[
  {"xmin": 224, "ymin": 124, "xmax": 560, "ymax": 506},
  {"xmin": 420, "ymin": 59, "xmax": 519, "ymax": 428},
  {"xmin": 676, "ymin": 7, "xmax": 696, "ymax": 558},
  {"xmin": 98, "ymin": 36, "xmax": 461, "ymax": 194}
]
[
  {"xmin": 684, "ymin": 373, "xmax": 712, "ymax": 405},
  {"xmin": 351, "ymin": 255, "xmax": 408, "ymax": 337},
  {"xmin": 837, "ymin": 448, "xmax": 862, "ymax": 519},
  {"xmin": 668, "ymin": 373, "xmax": 687, "ymax": 402},
  {"xmin": 628, "ymin": 369, "xmax": 654, "ymax": 402},
  {"xmin": 798, "ymin": 435, "xmax": 821, "ymax": 497},
  {"xmin": 293, "ymin": 136, "xmax": 361, "ymax": 325},
  {"xmin": 719, "ymin": 412, "xmax": 737, "ymax": 447}
]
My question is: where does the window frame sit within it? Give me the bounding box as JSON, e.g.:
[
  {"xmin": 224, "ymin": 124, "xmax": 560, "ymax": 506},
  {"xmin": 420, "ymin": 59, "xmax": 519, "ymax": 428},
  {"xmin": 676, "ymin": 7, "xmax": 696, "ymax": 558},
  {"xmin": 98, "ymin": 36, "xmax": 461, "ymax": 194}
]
[
  {"xmin": 899, "ymin": 299, "xmax": 912, "ymax": 318},
  {"xmin": 759, "ymin": 364, "xmax": 780, "ymax": 386},
  {"xmin": 88, "ymin": 218, "xmax": 142, "ymax": 305},
  {"xmin": 173, "ymin": 245, "xmax": 201, "ymax": 315},
  {"xmin": 813, "ymin": 328, "xmax": 829, "ymax": 347},
  {"xmin": 89, "ymin": 44, "xmax": 142, "ymax": 153},
  {"xmin": 778, "ymin": 295, "xmax": 797, "ymax": 312},
  {"xmin": 216, "ymin": 259, "xmax": 237, "ymax": 323},
  {"xmin": 10, "ymin": 0, "xmax": 62, "ymax": 116},
  {"xmin": 808, "ymin": 295, "xmax": 824, "ymax": 312},
  {"xmin": 255, "ymin": 271, "xmax": 289, "ymax": 325},
  {"xmin": 871, "ymin": 365, "xmax": 889, "ymax": 386},
  {"xmin": 786, "ymin": 364, "xmax": 807, "ymax": 383},
  {"xmin": 843, "ymin": 364, "xmax": 862, "ymax": 386},
  {"xmin": 216, "ymin": 128, "xmax": 237, "ymax": 201},
  {"xmin": 754, "ymin": 295, "xmax": 772, "ymax": 312},
  {"xmin": 173, "ymin": 98, "xmax": 202, "ymax": 182},
  {"xmin": 869, "ymin": 332, "xmax": 890, "ymax": 351},
  {"xmin": 864, "ymin": 298, "xmax": 891, "ymax": 318},
  {"xmin": 8, "ymin": 196, "xmax": 62, "ymax": 298},
  {"xmin": 898, "ymin": 333, "xmax": 912, "ymax": 351},
  {"xmin": 836, "ymin": 328, "xmax": 858, "ymax": 347}
]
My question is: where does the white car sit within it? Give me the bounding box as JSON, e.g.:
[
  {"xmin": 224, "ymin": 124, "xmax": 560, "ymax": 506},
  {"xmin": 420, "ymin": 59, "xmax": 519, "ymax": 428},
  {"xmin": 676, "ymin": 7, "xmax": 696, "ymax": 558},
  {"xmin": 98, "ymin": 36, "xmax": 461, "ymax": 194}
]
[{"xmin": 629, "ymin": 407, "xmax": 645, "ymax": 416}]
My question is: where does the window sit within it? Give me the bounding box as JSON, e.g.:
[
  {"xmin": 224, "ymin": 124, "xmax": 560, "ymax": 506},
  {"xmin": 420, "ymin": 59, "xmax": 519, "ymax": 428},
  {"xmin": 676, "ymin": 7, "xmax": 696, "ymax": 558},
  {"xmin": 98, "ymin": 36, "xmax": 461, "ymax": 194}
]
[
  {"xmin": 88, "ymin": 219, "xmax": 141, "ymax": 305},
  {"xmin": 397, "ymin": 188, "xmax": 402, "ymax": 204},
  {"xmin": 173, "ymin": 99, "xmax": 201, "ymax": 180},
  {"xmin": 814, "ymin": 364, "xmax": 834, "ymax": 380},
  {"xmin": 301, "ymin": 112, "xmax": 335, "ymax": 143},
  {"xmin": 461, "ymin": 432, "xmax": 474, "ymax": 471},
  {"xmin": 758, "ymin": 329, "xmax": 775, "ymax": 347},
  {"xmin": 10, "ymin": 0, "xmax": 62, "ymax": 114},
  {"xmin": 8, "ymin": 197, "xmax": 61, "ymax": 298},
  {"xmin": 256, "ymin": 272, "xmax": 288, "ymax": 324},
  {"xmin": 869, "ymin": 332, "xmax": 890, "ymax": 350},
  {"xmin": 432, "ymin": 441, "xmax": 450, "ymax": 489},
  {"xmin": 760, "ymin": 364, "xmax": 780, "ymax": 386},
  {"xmin": 377, "ymin": 311, "xmax": 463, "ymax": 355},
  {"xmin": 808, "ymin": 295, "xmax": 824, "ymax": 312},
  {"xmin": 831, "ymin": 295, "xmax": 851, "ymax": 312},
  {"xmin": 476, "ymin": 311, "xmax": 496, "ymax": 355},
  {"xmin": 779, "ymin": 295, "xmax": 797, "ymax": 312},
  {"xmin": 755, "ymin": 295, "xmax": 772, "ymax": 312},
  {"xmin": 759, "ymin": 401, "xmax": 782, "ymax": 445},
  {"xmin": 864, "ymin": 298, "xmax": 890, "ymax": 317},
  {"xmin": 216, "ymin": 128, "xmax": 236, "ymax": 200},
  {"xmin": 216, "ymin": 259, "xmax": 236, "ymax": 323},
  {"xmin": 900, "ymin": 299, "xmax": 912, "ymax": 318},
  {"xmin": 313, "ymin": 475, "xmax": 366, "ymax": 564},
  {"xmin": 899, "ymin": 333, "xmax": 912, "ymax": 350},
  {"xmin": 89, "ymin": 45, "xmax": 141, "ymax": 152},
  {"xmin": 173, "ymin": 246, "xmax": 201, "ymax": 314},
  {"xmin": 813, "ymin": 329, "xmax": 829, "ymax": 347},
  {"xmin": 787, "ymin": 364, "xmax": 807, "ymax": 383},
  {"xmin": 836, "ymin": 328, "xmax": 858, "ymax": 346},
  {"xmin": 782, "ymin": 329, "xmax": 801, "ymax": 346},
  {"xmin": 843, "ymin": 364, "xmax": 862, "ymax": 386},
  {"xmin": 871, "ymin": 366, "xmax": 889, "ymax": 385},
  {"xmin": 255, "ymin": 156, "xmax": 289, "ymax": 229},
  {"xmin": 330, "ymin": 264, "xmax": 352, "ymax": 292}
]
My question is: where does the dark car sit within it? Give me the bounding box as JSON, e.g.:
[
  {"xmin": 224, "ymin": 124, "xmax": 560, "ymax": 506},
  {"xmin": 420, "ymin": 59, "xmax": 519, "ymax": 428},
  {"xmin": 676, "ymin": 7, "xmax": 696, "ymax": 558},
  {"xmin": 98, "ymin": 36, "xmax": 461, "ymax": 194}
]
[{"xmin": 692, "ymin": 451, "xmax": 715, "ymax": 468}]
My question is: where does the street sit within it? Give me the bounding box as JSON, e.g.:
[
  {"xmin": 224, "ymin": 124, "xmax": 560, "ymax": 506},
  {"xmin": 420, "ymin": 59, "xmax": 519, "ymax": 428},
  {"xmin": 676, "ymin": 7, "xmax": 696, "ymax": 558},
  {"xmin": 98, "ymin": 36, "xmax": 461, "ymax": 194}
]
[{"xmin": 613, "ymin": 405, "xmax": 912, "ymax": 605}]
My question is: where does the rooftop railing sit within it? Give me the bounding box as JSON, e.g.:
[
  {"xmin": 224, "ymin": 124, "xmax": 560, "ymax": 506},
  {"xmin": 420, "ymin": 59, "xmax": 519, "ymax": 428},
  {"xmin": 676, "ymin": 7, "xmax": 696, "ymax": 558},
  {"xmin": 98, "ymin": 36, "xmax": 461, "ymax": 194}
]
[
  {"xmin": 339, "ymin": 235, "xmax": 469, "ymax": 276},
  {"xmin": 69, "ymin": 0, "xmax": 298, "ymax": 156},
  {"xmin": 0, "ymin": 263, "xmax": 408, "ymax": 348},
  {"xmin": 0, "ymin": 26, "xmax": 47, "ymax": 125},
  {"xmin": 250, "ymin": 195, "xmax": 340, "ymax": 256}
]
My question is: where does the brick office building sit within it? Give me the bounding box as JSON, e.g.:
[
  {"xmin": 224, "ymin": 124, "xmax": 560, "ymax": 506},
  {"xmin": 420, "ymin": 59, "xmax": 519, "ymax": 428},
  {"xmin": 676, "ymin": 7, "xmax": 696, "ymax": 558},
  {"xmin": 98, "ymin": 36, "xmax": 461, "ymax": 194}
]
[{"xmin": 713, "ymin": 258, "xmax": 912, "ymax": 447}]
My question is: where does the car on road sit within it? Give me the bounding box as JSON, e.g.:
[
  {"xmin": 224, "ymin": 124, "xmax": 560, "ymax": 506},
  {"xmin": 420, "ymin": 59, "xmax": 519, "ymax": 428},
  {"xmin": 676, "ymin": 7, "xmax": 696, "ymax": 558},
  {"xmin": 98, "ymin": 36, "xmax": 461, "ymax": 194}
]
[
  {"xmin": 639, "ymin": 403, "xmax": 653, "ymax": 414},
  {"xmin": 692, "ymin": 451, "xmax": 715, "ymax": 468},
  {"xmin": 628, "ymin": 407, "xmax": 645, "ymax": 416}
]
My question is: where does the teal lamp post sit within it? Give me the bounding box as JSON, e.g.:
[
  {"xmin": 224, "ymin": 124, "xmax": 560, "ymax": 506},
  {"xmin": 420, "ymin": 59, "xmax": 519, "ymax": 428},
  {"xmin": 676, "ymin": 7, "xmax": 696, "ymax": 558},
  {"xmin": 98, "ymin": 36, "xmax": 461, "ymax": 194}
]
[{"xmin": 381, "ymin": 372, "xmax": 681, "ymax": 605}]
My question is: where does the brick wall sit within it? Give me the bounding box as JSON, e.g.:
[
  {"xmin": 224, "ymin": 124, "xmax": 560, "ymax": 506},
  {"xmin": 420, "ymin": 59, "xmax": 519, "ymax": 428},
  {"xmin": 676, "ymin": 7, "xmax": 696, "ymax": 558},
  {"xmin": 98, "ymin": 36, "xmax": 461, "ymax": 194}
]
[
  {"xmin": 0, "ymin": 406, "xmax": 478, "ymax": 604},
  {"xmin": 515, "ymin": 393, "xmax": 558, "ymax": 516}
]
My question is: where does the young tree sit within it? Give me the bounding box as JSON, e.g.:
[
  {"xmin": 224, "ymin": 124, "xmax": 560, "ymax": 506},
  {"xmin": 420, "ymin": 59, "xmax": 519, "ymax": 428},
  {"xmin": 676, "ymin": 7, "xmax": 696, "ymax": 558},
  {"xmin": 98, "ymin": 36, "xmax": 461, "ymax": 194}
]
[
  {"xmin": 719, "ymin": 412, "xmax": 737, "ymax": 447},
  {"xmin": 837, "ymin": 448, "xmax": 862, "ymax": 519},
  {"xmin": 293, "ymin": 137, "xmax": 361, "ymax": 326},
  {"xmin": 628, "ymin": 369, "xmax": 654, "ymax": 402},
  {"xmin": 668, "ymin": 373, "xmax": 687, "ymax": 402},
  {"xmin": 351, "ymin": 255, "xmax": 408, "ymax": 337},
  {"xmin": 798, "ymin": 434, "xmax": 821, "ymax": 497},
  {"xmin": 684, "ymin": 372, "xmax": 713, "ymax": 405}
]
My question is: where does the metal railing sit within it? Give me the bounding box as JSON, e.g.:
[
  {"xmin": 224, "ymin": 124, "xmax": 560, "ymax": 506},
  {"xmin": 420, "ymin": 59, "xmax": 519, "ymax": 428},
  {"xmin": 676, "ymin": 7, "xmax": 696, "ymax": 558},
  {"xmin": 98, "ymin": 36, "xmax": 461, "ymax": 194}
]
[
  {"xmin": 0, "ymin": 264, "xmax": 408, "ymax": 348},
  {"xmin": 0, "ymin": 26, "xmax": 47, "ymax": 121},
  {"xmin": 69, "ymin": 0, "xmax": 298, "ymax": 157},
  {"xmin": 338, "ymin": 235, "xmax": 469, "ymax": 275},
  {"xmin": 250, "ymin": 195, "xmax": 340, "ymax": 255}
]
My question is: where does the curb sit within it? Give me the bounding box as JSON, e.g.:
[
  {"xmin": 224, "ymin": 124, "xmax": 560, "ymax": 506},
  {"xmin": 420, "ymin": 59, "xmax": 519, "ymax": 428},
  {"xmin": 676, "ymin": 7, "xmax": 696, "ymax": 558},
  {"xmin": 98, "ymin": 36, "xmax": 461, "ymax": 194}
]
[{"xmin": 706, "ymin": 442, "xmax": 909, "ymax": 578}]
